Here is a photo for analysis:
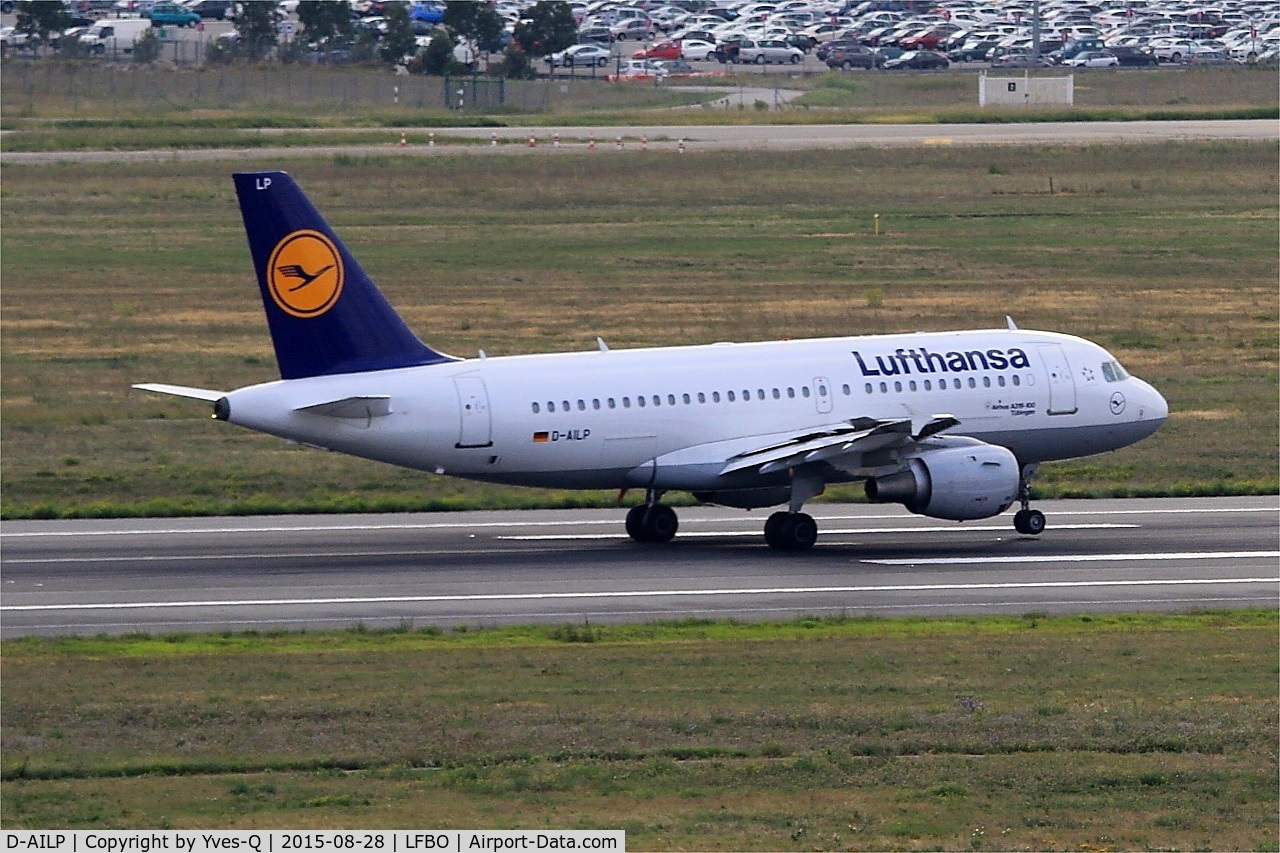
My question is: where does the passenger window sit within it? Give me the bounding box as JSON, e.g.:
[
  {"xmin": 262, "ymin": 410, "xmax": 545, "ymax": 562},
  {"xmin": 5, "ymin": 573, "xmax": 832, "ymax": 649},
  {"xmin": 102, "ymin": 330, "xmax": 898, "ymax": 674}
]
[
  {"xmin": 997, "ymin": 376, "xmax": 1006, "ymax": 387},
  {"xmin": 908, "ymin": 381, "xmax": 917, "ymax": 392},
  {"xmin": 773, "ymin": 388, "xmax": 781, "ymax": 399},
  {"xmin": 548, "ymin": 401, "xmax": 556, "ymax": 412},
  {"xmin": 698, "ymin": 392, "xmax": 706, "ymax": 403},
  {"xmin": 787, "ymin": 387, "xmax": 796, "ymax": 399},
  {"xmin": 592, "ymin": 399, "xmax": 601, "ymax": 410},
  {"xmin": 682, "ymin": 393, "xmax": 691, "ymax": 404},
  {"xmin": 653, "ymin": 395, "xmax": 661, "ymax": 407},
  {"xmin": 622, "ymin": 397, "xmax": 631, "ymax": 408},
  {"xmin": 893, "ymin": 381, "xmax": 902, "ymax": 393},
  {"xmin": 802, "ymin": 387, "xmax": 811, "ymax": 398},
  {"xmin": 865, "ymin": 383, "xmax": 873, "ymax": 394},
  {"xmin": 757, "ymin": 389, "xmax": 765, "ymax": 400},
  {"xmin": 562, "ymin": 400, "xmax": 570, "ymax": 411},
  {"xmin": 532, "ymin": 402, "xmax": 540, "ymax": 414},
  {"xmin": 924, "ymin": 380, "xmax": 932, "ymax": 391},
  {"xmin": 668, "ymin": 394, "xmax": 677, "ymax": 406},
  {"xmin": 1012, "ymin": 375, "xmax": 1020, "ymax": 387},
  {"xmin": 968, "ymin": 378, "xmax": 976, "ymax": 389},
  {"xmin": 879, "ymin": 382, "xmax": 888, "ymax": 393},
  {"xmin": 982, "ymin": 377, "xmax": 991, "ymax": 388},
  {"xmin": 638, "ymin": 396, "xmax": 646, "ymax": 408},
  {"xmin": 842, "ymin": 384, "xmax": 850, "ymax": 395},
  {"xmin": 578, "ymin": 400, "xmax": 586, "ymax": 411},
  {"xmin": 712, "ymin": 392, "xmax": 721, "ymax": 403}
]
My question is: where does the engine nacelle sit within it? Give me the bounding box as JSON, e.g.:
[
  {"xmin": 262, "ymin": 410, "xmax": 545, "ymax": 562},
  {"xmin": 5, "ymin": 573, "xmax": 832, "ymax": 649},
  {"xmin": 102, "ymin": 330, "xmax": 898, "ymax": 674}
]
[
  {"xmin": 693, "ymin": 486, "xmax": 791, "ymax": 509},
  {"xmin": 865, "ymin": 443, "xmax": 1019, "ymax": 521}
]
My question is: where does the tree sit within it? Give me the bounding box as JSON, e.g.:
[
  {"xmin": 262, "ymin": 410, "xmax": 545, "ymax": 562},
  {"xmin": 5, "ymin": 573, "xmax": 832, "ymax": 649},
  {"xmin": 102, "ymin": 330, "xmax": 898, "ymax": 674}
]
[
  {"xmin": 14, "ymin": 1, "xmax": 72, "ymax": 53},
  {"xmin": 232, "ymin": 1, "xmax": 278, "ymax": 60},
  {"xmin": 378, "ymin": 3, "xmax": 418, "ymax": 67},
  {"xmin": 297, "ymin": 0, "xmax": 352, "ymax": 46},
  {"xmin": 512, "ymin": 0, "xmax": 576, "ymax": 58},
  {"xmin": 131, "ymin": 28, "xmax": 162, "ymax": 63},
  {"xmin": 420, "ymin": 30, "xmax": 455, "ymax": 76},
  {"xmin": 444, "ymin": 0, "xmax": 505, "ymax": 54}
]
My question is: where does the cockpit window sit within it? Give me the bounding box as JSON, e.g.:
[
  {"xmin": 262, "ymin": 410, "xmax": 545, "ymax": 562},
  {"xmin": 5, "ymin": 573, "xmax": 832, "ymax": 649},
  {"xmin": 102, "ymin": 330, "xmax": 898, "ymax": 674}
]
[{"xmin": 1101, "ymin": 360, "xmax": 1130, "ymax": 383}]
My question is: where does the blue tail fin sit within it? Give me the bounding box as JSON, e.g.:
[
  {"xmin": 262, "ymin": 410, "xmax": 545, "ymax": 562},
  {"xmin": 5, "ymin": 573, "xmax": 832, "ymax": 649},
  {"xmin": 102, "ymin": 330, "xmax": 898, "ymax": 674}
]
[{"xmin": 233, "ymin": 171, "xmax": 457, "ymax": 380}]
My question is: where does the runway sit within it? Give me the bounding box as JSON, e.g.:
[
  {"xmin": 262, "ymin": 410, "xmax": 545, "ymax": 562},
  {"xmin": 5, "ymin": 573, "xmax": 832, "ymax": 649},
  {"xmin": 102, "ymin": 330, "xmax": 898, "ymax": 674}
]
[{"xmin": 1, "ymin": 496, "xmax": 1275, "ymax": 637}]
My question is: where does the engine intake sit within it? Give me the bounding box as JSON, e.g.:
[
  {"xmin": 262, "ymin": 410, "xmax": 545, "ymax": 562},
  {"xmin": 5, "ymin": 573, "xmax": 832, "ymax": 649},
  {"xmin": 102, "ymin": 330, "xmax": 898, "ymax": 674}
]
[{"xmin": 865, "ymin": 443, "xmax": 1018, "ymax": 521}]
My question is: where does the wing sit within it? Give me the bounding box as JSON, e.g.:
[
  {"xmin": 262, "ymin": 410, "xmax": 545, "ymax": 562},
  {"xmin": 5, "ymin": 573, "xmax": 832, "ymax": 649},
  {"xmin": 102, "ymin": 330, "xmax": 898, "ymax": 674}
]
[{"xmin": 718, "ymin": 414, "xmax": 960, "ymax": 477}]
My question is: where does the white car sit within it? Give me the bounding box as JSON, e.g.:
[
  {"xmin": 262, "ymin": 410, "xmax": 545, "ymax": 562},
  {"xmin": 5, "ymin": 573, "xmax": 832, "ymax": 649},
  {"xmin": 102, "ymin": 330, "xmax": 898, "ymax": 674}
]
[
  {"xmin": 1063, "ymin": 50, "xmax": 1119, "ymax": 67},
  {"xmin": 737, "ymin": 38, "xmax": 804, "ymax": 64},
  {"xmin": 679, "ymin": 38, "xmax": 718, "ymax": 61},
  {"xmin": 549, "ymin": 43, "xmax": 613, "ymax": 67}
]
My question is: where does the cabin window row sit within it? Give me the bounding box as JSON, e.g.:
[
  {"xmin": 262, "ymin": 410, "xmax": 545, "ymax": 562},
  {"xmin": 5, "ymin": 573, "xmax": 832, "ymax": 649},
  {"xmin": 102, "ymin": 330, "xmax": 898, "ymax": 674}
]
[
  {"xmin": 863, "ymin": 374, "xmax": 1027, "ymax": 395},
  {"xmin": 531, "ymin": 383, "xmax": 856, "ymax": 415}
]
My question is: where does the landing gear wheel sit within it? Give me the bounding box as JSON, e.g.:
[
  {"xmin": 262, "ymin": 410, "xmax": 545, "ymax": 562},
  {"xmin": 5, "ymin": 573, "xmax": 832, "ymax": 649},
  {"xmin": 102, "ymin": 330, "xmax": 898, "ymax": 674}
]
[
  {"xmin": 1013, "ymin": 509, "xmax": 1046, "ymax": 535},
  {"xmin": 626, "ymin": 504, "xmax": 679, "ymax": 543},
  {"xmin": 764, "ymin": 511, "xmax": 818, "ymax": 551}
]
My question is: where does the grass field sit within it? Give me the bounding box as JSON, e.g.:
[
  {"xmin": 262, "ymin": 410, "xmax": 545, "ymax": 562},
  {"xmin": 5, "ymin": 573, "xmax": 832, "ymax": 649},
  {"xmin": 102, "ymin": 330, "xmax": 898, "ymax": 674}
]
[
  {"xmin": 2, "ymin": 612, "xmax": 1276, "ymax": 848},
  {"xmin": 1, "ymin": 141, "xmax": 1276, "ymax": 517}
]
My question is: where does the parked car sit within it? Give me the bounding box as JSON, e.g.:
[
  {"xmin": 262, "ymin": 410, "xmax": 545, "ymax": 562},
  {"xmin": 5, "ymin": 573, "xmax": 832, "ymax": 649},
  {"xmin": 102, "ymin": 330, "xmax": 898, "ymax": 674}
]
[
  {"xmin": 1062, "ymin": 50, "xmax": 1119, "ymax": 67},
  {"xmin": 146, "ymin": 3, "xmax": 201, "ymax": 27},
  {"xmin": 816, "ymin": 37, "xmax": 861, "ymax": 62},
  {"xmin": 609, "ymin": 19, "xmax": 655, "ymax": 41},
  {"xmin": 825, "ymin": 44, "xmax": 884, "ymax": 69},
  {"xmin": 549, "ymin": 43, "xmax": 613, "ymax": 67},
  {"xmin": 679, "ymin": 38, "xmax": 718, "ymax": 61},
  {"xmin": 1107, "ymin": 45, "xmax": 1158, "ymax": 66},
  {"xmin": 186, "ymin": 0, "xmax": 231, "ymax": 18},
  {"xmin": 77, "ymin": 17, "xmax": 153, "ymax": 54},
  {"xmin": 883, "ymin": 49, "xmax": 949, "ymax": 69},
  {"xmin": 633, "ymin": 39, "xmax": 681, "ymax": 60},
  {"xmin": 737, "ymin": 38, "xmax": 804, "ymax": 64},
  {"xmin": 578, "ymin": 25, "xmax": 613, "ymax": 43}
]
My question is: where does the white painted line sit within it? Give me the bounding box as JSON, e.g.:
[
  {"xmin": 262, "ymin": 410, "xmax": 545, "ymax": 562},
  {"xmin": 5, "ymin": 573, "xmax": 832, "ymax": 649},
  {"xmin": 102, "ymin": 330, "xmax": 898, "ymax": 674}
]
[
  {"xmin": 4, "ymin": 577, "xmax": 1275, "ymax": 613},
  {"xmin": 868, "ymin": 551, "xmax": 1280, "ymax": 566},
  {"xmin": 2, "ymin": 506, "xmax": 1273, "ymax": 538},
  {"xmin": 498, "ymin": 523, "xmax": 1136, "ymax": 540}
]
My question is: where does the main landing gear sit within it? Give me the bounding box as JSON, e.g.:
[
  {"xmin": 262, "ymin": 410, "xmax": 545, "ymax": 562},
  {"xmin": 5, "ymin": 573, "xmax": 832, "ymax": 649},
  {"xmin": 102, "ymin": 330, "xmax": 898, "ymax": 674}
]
[
  {"xmin": 763, "ymin": 511, "xmax": 818, "ymax": 551},
  {"xmin": 1012, "ymin": 463, "xmax": 1046, "ymax": 535},
  {"xmin": 623, "ymin": 488, "xmax": 822, "ymax": 551},
  {"xmin": 625, "ymin": 501, "xmax": 679, "ymax": 543}
]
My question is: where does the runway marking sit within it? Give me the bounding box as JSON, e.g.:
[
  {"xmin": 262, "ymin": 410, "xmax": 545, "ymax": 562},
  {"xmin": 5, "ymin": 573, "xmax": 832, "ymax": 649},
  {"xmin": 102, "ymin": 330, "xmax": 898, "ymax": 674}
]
[
  {"xmin": 869, "ymin": 551, "xmax": 1280, "ymax": 566},
  {"xmin": 499, "ymin": 523, "xmax": 1136, "ymax": 540},
  {"xmin": 4, "ymin": 576, "xmax": 1275, "ymax": 613},
  {"xmin": 1, "ymin": 506, "xmax": 1272, "ymax": 538}
]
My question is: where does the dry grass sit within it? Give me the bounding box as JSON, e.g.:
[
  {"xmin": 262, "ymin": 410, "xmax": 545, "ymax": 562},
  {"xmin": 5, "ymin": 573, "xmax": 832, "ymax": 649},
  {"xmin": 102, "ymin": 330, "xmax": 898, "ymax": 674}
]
[{"xmin": 1, "ymin": 143, "xmax": 1276, "ymax": 516}]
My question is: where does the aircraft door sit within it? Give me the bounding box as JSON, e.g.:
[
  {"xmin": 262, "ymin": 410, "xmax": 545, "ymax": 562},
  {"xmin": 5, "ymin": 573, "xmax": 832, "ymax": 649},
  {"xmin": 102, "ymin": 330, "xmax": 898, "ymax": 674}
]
[
  {"xmin": 813, "ymin": 377, "xmax": 833, "ymax": 414},
  {"xmin": 1038, "ymin": 344, "xmax": 1078, "ymax": 415},
  {"xmin": 454, "ymin": 375, "xmax": 493, "ymax": 448}
]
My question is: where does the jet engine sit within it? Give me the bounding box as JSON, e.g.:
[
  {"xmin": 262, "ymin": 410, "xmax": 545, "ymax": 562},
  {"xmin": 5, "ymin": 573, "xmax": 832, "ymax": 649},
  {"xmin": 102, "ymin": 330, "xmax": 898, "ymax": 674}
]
[{"xmin": 864, "ymin": 443, "xmax": 1019, "ymax": 521}]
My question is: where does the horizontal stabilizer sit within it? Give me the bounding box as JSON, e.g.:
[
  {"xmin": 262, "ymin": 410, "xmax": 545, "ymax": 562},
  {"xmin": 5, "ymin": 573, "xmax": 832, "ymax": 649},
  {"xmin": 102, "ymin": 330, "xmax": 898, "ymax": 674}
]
[
  {"xmin": 296, "ymin": 395, "xmax": 392, "ymax": 419},
  {"xmin": 133, "ymin": 383, "xmax": 225, "ymax": 402}
]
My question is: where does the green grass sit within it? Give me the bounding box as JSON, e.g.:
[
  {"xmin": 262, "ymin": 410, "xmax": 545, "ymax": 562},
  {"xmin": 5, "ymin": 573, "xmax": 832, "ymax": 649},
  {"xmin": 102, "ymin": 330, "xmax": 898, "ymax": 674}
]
[
  {"xmin": 3, "ymin": 611, "xmax": 1277, "ymax": 848},
  {"xmin": 1, "ymin": 143, "xmax": 1276, "ymax": 518}
]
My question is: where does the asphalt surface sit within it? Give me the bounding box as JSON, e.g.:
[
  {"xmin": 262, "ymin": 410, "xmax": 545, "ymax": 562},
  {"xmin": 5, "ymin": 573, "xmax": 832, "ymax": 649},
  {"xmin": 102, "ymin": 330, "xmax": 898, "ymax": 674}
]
[
  {"xmin": 3, "ymin": 119, "xmax": 1276, "ymax": 164},
  {"xmin": 2, "ymin": 496, "xmax": 1275, "ymax": 636}
]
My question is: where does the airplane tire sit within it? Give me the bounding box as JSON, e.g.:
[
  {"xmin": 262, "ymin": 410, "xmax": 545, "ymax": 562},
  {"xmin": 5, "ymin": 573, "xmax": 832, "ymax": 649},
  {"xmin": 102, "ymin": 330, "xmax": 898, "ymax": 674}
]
[
  {"xmin": 764, "ymin": 511, "xmax": 817, "ymax": 551},
  {"xmin": 646, "ymin": 504, "xmax": 679, "ymax": 542},
  {"xmin": 627, "ymin": 504, "xmax": 678, "ymax": 543},
  {"xmin": 1014, "ymin": 509, "xmax": 1046, "ymax": 535},
  {"xmin": 625, "ymin": 504, "xmax": 648, "ymax": 541}
]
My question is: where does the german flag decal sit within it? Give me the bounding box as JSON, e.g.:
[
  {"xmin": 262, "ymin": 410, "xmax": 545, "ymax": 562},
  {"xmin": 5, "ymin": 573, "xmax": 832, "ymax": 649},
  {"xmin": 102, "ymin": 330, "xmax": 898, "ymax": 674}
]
[{"xmin": 533, "ymin": 432, "xmax": 549, "ymax": 443}]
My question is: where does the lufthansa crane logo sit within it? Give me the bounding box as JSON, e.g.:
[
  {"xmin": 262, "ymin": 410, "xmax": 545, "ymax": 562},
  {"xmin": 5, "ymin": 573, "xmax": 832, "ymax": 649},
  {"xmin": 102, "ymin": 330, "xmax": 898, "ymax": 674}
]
[{"xmin": 266, "ymin": 229, "xmax": 344, "ymax": 318}]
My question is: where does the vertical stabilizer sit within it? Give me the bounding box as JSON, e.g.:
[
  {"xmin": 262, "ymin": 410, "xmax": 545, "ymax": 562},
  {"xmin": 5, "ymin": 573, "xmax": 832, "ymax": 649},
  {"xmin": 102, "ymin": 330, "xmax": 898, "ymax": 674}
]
[{"xmin": 233, "ymin": 171, "xmax": 457, "ymax": 380}]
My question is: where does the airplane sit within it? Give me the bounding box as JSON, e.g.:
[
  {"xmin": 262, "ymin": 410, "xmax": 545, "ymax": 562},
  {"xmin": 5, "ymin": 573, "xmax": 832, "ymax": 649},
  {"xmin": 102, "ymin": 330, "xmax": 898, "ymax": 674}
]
[{"xmin": 135, "ymin": 171, "xmax": 1169, "ymax": 551}]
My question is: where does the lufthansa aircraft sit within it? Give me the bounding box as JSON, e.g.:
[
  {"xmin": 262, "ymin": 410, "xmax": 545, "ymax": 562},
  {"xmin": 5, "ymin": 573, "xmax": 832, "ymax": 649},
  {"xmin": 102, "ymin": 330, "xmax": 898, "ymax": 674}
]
[{"xmin": 136, "ymin": 171, "xmax": 1168, "ymax": 551}]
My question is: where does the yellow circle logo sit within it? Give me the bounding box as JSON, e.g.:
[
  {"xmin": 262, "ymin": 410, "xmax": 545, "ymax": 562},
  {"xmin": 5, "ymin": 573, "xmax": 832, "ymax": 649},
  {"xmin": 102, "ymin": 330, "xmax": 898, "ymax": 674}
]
[{"xmin": 266, "ymin": 230, "xmax": 344, "ymax": 318}]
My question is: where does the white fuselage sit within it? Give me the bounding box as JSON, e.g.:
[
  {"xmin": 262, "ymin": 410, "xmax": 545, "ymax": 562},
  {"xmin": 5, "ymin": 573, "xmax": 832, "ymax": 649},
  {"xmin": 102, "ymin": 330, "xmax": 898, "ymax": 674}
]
[{"xmin": 220, "ymin": 328, "xmax": 1168, "ymax": 493}]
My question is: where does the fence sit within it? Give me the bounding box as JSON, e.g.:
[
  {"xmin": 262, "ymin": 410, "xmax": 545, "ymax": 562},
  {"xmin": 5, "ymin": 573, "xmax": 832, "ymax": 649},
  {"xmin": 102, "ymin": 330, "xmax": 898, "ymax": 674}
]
[{"xmin": 0, "ymin": 63, "xmax": 554, "ymax": 115}]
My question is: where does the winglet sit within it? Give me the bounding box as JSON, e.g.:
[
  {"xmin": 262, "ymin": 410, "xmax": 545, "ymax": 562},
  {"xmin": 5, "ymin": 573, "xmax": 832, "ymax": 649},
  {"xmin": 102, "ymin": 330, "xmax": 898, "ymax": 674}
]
[
  {"xmin": 233, "ymin": 171, "xmax": 458, "ymax": 380},
  {"xmin": 1006, "ymin": 315, "xmax": 1019, "ymax": 330}
]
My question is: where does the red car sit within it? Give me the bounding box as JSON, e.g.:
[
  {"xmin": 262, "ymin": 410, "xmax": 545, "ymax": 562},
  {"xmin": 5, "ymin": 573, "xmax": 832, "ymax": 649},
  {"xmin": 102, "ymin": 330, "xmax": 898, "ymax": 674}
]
[{"xmin": 633, "ymin": 39, "xmax": 682, "ymax": 60}]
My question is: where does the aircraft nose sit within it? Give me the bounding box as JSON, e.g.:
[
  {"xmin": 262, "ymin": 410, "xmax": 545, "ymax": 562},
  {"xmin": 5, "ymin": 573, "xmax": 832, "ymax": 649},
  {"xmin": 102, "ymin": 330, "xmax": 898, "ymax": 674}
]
[{"xmin": 1135, "ymin": 378, "xmax": 1169, "ymax": 426}]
